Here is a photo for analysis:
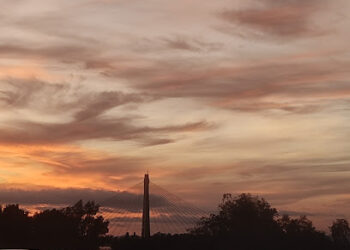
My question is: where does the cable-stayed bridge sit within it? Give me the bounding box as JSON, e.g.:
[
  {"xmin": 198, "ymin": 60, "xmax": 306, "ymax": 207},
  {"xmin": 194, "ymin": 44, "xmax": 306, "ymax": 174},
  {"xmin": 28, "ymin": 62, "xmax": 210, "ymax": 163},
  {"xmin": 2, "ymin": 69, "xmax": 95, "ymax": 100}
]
[{"xmin": 99, "ymin": 174, "xmax": 207, "ymax": 237}]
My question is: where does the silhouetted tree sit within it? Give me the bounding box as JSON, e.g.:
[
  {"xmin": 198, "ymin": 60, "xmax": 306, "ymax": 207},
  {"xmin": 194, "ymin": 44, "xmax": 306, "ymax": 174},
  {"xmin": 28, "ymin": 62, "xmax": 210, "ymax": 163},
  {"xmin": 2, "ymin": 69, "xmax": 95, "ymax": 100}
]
[
  {"xmin": 0, "ymin": 204, "xmax": 32, "ymax": 248},
  {"xmin": 190, "ymin": 193, "xmax": 282, "ymax": 250},
  {"xmin": 33, "ymin": 200, "xmax": 109, "ymax": 250},
  {"xmin": 0, "ymin": 201, "xmax": 109, "ymax": 249},
  {"xmin": 33, "ymin": 207, "xmax": 78, "ymax": 249},
  {"xmin": 0, "ymin": 194, "xmax": 341, "ymax": 250},
  {"xmin": 188, "ymin": 193, "xmax": 334, "ymax": 250},
  {"xmin": 278, "ymin": 214, "xmax": 332, "ymax": 250},
  {"xmin": 330, "ymin": 219, "xmax": 350, "ymax": 249}
]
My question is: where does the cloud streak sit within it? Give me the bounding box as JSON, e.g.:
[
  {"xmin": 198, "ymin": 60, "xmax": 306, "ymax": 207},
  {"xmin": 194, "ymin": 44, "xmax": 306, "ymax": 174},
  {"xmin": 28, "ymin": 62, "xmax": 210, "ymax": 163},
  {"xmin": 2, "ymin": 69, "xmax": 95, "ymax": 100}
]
[
  {"xmin": 0, "ymin": 78, "xmax": 212, "ymax": 146},
  {"xmin": 0, "ymin": 186, "xmax": 169, "ymax": 212},
  {"xmin": 103, "ymin": 57, "xmax": 350, "ymax": 113},
  {"xmin": 0, "ymin": 0, "xmax": 349, "ymax": 231},
  {"xmin": 0, "ymin": 118, "xmax": 211, "ymax": 145},
  {"xmin": 219, "ymin": 0, "xmax": 330, "ymax": 39}
]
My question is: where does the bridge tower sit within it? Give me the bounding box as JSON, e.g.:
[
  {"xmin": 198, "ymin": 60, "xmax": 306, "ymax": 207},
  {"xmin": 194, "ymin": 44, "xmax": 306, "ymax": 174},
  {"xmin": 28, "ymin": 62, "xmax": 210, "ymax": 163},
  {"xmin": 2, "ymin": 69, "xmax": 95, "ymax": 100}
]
[{"xmin": 141, "ymin": 173, "xmax": 150, "ymax": 238}]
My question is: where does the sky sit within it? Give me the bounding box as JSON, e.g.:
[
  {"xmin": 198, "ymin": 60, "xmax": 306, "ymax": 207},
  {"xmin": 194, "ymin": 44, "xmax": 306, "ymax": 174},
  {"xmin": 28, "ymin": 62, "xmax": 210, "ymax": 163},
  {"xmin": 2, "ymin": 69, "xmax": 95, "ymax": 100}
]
[{"xmin": 0, "ymin": 0, "xmax": 350, "ymax": 230}]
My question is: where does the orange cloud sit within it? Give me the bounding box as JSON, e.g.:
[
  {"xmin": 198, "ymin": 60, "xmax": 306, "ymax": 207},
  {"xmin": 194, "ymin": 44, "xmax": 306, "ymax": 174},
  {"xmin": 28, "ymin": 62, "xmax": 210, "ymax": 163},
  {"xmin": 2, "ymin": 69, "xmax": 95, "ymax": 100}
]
[{"xmin": 0, "ymin": 63, "xmax": 57, "ymax": 81}]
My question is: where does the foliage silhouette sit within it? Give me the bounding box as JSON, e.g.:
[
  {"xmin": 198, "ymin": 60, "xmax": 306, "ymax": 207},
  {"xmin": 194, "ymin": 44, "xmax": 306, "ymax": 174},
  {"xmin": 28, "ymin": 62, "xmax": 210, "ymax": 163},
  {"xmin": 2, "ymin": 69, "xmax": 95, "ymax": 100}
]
[
  {"xmin": 109, "ymin": 193, "xmax": 337, "ymax": 250},
  {"xmin": 0, "ymin": 193, "xmax": 347, "ymax": 250},
  {"xmin": 0, "ymin": 200, "xmax": 108, "ymax": 250},
  {"xmin": 330, "ymin": 219, "xmax": 350, "ymax": 250},
  {"xmin": 0, "ymin": 204, "xmax": 32, "ymax": 248},
  {"xmin": 278, "ymin": 214, "xmax": 333, "ymax": 250},
  {"xmin": 190, "ymin": 193, "xmax": 282, "ymax": 249}
]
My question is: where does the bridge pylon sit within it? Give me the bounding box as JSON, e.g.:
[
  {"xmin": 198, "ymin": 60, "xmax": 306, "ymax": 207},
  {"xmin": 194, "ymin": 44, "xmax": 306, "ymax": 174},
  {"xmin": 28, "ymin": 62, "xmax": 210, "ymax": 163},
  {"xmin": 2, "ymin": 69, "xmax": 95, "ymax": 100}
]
[{"xmin": 141, "ymin": 173, "xmax": 150, "ymax": 238}]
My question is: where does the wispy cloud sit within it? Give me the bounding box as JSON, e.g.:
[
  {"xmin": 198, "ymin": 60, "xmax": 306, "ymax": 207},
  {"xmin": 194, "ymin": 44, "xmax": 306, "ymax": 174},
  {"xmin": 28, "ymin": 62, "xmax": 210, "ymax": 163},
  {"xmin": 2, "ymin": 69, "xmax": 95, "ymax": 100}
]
[
  {"xmin": 102, "ymin": 57, "xmax": 350, "ymax": 113},
  {"xmin": 0, "ymin": 0, "xmax": 349, "ymax": 231},
  {"xmin": 219, "ymin": 0, "xmax": 330, "ymax": 39},
  {"xmin": 161, "ymin": 36, "xmax": 222, "ymax": 52},
  {"xmin": 0, "ymin": 117, "xmax": 211, "ymax": 146},
  {"xmin": 0, "ymin": 186, "xmax": 170, "ymax": 212}
]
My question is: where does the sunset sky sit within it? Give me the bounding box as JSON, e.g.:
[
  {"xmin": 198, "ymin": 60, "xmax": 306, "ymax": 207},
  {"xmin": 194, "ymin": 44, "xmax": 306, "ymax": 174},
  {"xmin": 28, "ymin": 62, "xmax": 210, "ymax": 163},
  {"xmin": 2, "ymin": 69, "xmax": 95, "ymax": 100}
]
[{"xmin": 0, "ymin": 0, "xmax": 350, "ymax": 230}]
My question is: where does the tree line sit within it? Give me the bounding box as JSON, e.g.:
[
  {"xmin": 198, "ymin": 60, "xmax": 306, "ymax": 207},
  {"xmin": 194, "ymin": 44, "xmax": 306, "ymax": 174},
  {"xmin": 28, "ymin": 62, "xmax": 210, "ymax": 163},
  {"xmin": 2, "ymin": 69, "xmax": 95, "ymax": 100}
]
[
  {"xmin": 0, "ymin": 193, "xmax": 349, "ymax": 250},
  {"xmin": 0, "ymin": 200, "xmax": 108, "ymax": 250},
  {"xmin": 109, "ymin": 193, "xmax": 350, "ymax": 250}
]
